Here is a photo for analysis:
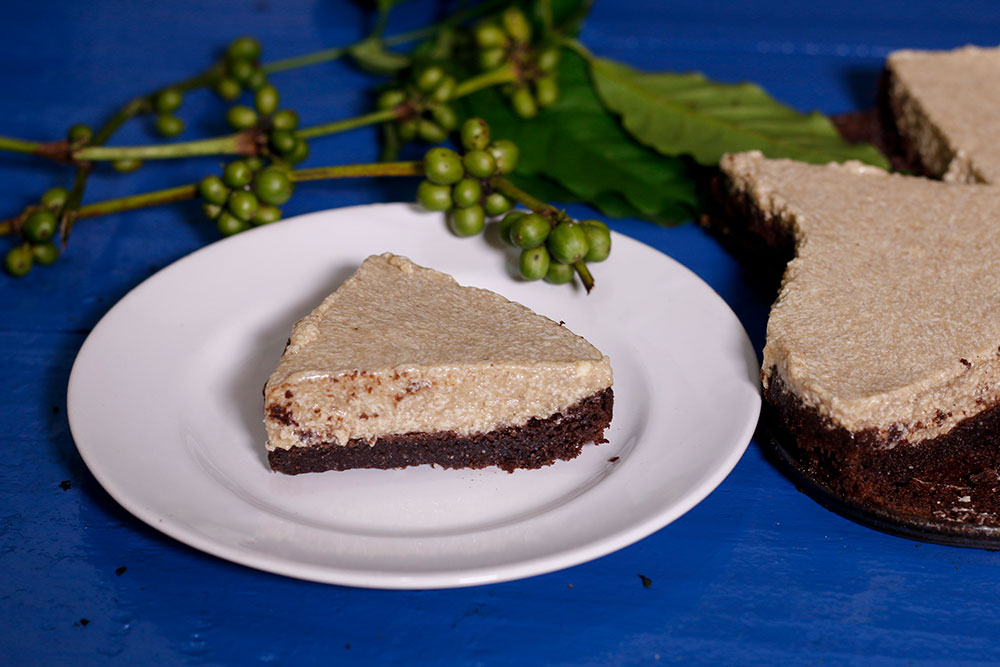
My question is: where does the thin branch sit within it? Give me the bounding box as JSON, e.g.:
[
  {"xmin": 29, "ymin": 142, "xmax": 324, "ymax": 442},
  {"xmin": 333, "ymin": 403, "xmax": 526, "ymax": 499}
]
[
  {"xmin": 73, "ymin": 132, "xmax": 255, "ymax": 162},
  {"xmin": 493, "ymin": 176, "xmax": 593, "ymax": 292}
]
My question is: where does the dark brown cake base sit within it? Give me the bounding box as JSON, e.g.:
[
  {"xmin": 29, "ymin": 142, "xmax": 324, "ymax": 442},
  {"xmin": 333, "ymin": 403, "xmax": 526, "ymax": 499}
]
[
  {"xmin": 764, "ymin": 370, "xmax": 1000, "ymax": 547},
  {"xmin": 829, "ymin": 69, "xmax": 931, "ymax": 176},
  {"xmin": 268, "ymin": 388, "xmax": 613, "ymax": 475},
  {"xmin": 702, "ymin": 169, "xmax": 796, "ymax": 292}
]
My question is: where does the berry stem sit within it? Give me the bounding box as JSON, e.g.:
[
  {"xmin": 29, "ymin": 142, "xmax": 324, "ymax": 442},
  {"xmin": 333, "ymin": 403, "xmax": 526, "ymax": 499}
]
[
  {"xmin": 9, "ymin": 59, "xmax": 516, "ymax": 166},
  {"xmin": 453, "ymin": 63, "xmax": 518, "ymax": 98},
  {"xmin": 73, "ymin": 132, "xmax": 254, "ymax": 162},
  {"xmin": 91, "ymin": 98, "xmax": 151, "ymax": 147},
  {"xmin": 0, "ymin": 160, "xmax": 425, "ymax": 234},
  {"xmin": 0, "ymin": 135, "xmax": 44, "ymax": 154},
  {"xmin": 71, "ymin": 60, "xmax": 517, "ymax": 162},
  {"xmin": 290, "ymin": 160, "xmax": 423, "ymax": 181},
  {"xmin": 262, "ymin": 0, "xmax": 510, "ymax": 73},
  {"xmin": 0, "ymin": 70, "xmax": 217, "ymax": 161},
  {"xmin": 262, "ymin": 46, "xmax": 351, "ymax": 74},
  {"xmin": 572, "ymin": 260, "xmax": 594, "ymax": 292},
  {"xmin": 296, "ymin": 108, "xmax": 399, "ymax": 140},
  {"xmin": 76, "ymin": 183, "xmax": 198, "ymax": 219},
  {"xmin": 59, "ymin": 164, "xmax": 92, "ymax": 245},
  {"xmin": 59, "ymin": 85, "xmax": 184, "ymax": 241},
  {"xmin": 492, "ymin": 177, "xmax": 594, "ymax": 292},
  {"xmin": 492, "ymin": 177, "xmax": 571, "ymax": 223},
  {"xmin": 68, "ymin": 103, "xmax": 401, "ymax": 163}
]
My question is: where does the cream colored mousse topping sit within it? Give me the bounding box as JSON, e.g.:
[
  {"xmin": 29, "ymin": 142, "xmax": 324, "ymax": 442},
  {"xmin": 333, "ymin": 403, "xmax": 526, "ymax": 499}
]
[
  {"xmin": 721, "ymin": 151, "xmax": 1000, "ymax": 446},
  {"xmin": 887, "ymin": 45, "xmax": 1000, "ymax": 184},
  {"xmin": 264, "ymin": 253, "xmax": 612, "ymax": 451}
]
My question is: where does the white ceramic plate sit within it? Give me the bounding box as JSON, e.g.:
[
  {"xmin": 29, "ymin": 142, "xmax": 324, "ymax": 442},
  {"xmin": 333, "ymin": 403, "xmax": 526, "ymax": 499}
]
[{"xmin": 68, "ymin": 203, "xmax": 760, "ymax": 589}]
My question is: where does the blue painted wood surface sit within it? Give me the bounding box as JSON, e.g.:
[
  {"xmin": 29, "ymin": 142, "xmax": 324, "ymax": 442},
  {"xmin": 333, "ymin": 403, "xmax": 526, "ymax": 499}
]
[{"xmin": 2, "ymin": 1, "xmax": 1000, "ymax": 664}]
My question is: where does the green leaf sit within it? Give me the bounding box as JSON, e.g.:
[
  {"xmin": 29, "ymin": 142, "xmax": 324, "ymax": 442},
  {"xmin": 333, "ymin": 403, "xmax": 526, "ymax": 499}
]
[
  {"xmin": 348, "ymin": 37, "xmax": 410, "ymax": 75},
  {"xmin": 586, "ymin": 54, "xmax": 890, "ymax": 169},
  {"xmin": 506, "ymin": 172, "xmax": 580, "ymax": 205},
  {"xmin": 506, "ymin": 172, "xmax": 691, "ymax": 225},
  {"xmin": 464, "ymin": 50, "xmax": 700, "ymax": 225}
]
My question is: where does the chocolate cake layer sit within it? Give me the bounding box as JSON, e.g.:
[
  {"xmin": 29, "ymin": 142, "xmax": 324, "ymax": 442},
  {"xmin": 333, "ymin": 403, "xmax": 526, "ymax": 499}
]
[
  {"xmin": 764, "ymin": 369, "xmax": 1000, "ymax": 525},
  {"xmin": 874, "ymin": 69, "xmax": 929, "ymax": 176},
  {"xmin": 268, "ymin": 388, "xmax": 614, "ymax": 475},
  {"xmin": 701, "ymin": 169, "xmax": 795, "ymax": 291},
  {"xmin": 829, "ymin": 70, "xmax": 930, "ymax": 176}
]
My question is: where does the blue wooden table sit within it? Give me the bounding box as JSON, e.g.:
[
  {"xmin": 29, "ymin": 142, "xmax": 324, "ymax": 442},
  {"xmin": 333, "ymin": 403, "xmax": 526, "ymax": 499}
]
[{"xmin": 3, "ymin": 1, "xmax": 1000, "ymax": 663}]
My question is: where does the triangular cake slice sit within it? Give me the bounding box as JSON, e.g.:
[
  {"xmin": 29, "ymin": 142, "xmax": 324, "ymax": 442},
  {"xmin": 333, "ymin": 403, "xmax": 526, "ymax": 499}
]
[
  {"xmin": 715, "ymin": 151, "xmax": 1000, "ymax": 524},
  {"xmin": 880, "ymin": 45, "xmax": 1000, "ymax": 183},
  {"xmin": 264, "ymin": 253, "xmax": 613, "ymax": 474}
]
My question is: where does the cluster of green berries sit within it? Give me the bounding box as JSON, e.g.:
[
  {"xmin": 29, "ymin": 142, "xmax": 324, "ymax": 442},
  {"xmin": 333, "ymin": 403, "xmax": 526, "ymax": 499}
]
[
  {"xmin": 414, "ymin": 117, "xmax": 611, "ymax": 285},
  {"xmin": 377, "ymin": 64, "xmax": 458, "ymax": 145},
  {"xmin": 198, "ymin": 159, "xmax": 293, "ymax": 236},
  {"xmin": 473, "ymin": 6, "xmax": 560, "ymax": 118},
  {"xmin": 212, "ymin": 37, "xmax": 269, "ymax": 104},
  {"xmin": 144, "ymin": 39, "xmax": 271, "ymax": 141},
  {"xmin": 415, "ymin": 118, "xmax": 519, "ymax": 236},
  {"xmin": 210, "ymin": 37, "xmax": 309, "ymax": 165},
  {"xmin": 199, "ymin": 37, "xmax": 304, "ymax": 235},
  {"xmin": 500, "ymin": 212, "xmax": 610, "ymax": 284},
  {"xmin": 230, "ymin": 101, "xmax": 308, "ymax": 166},
  {"xmin": 150, "ymin": 86, "xmax": 186, "ymax": 139},
  {"xmin": 4, "ymin": 187, "xmax": 69, "ymax": 277}
]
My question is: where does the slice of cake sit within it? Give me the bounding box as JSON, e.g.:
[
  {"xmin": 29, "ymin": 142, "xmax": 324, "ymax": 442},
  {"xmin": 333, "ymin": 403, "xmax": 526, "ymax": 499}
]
[
  {"xmin": 714, "ymin": 151, "xmax": 1000, "ymax": 526},
  {"xmin": 879, "ymin": 45, "xmax": 1000, "ymax": 183},
  {"xmin": 264, "ymin": 253, "xmax": 613, "ymax": 474}
]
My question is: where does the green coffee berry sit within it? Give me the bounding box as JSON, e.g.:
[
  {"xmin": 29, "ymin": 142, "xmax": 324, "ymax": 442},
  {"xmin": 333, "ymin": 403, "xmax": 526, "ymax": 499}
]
[
  {"xmin": 423, "ymin": 147, "xmax": 464, "ymax": 185},
  {"xmin": 452, "ymin": 178, "xmax": 483, "ymax": 208},
  {"xmin": 509, "ymin": 213, "xmax": 550, "ymax": 249},
  {"xmin": 545, "ymin": 261, "xmax": 575, "ymax": 285},
  {"xmin": 416, "ymin": 180, "xmax": 453, "ymax": 211},
  {"xmin": 519, "ymin": 246, "xmax": 551, "ymax": 281},
  {"xmin": 483, "ymin": 192, "xmax": 513, "ymax": 217},
  {"xmin": 488, "ymin": 139, "xmax": 519, "ymax": 174},
  {"xmin": 31, "ymin": 241, "xmax": 60, "ymax": 266},
  {"xmin": 547, "ymin": 221, "xmax": 589, "ymax": 264},
  {"xmin": 460, "ymin": 118, "xmax": 490, "ymax": 151},
  {"xmin": 153, "ymin": 87, "xmax": 183, "ymax": 113},
  {"xmin": 581, "ymin": 220, "xmax": 612, "ymax": 262},
  {"xmin": 40, "ymin": 187, "xmax": 69, "ymax": 210},
  {"xmin": 463, "ymin": 150, "xmax": 497, "ymax": 179},
  {"xmin": 449, "ymin": 204, "xmax": 485, "ymax": 237}
]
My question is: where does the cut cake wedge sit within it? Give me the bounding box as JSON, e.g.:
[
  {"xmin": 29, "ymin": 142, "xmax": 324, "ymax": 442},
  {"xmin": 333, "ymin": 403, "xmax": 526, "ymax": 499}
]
[{"xmin": 264, "ymin": 253, "xmax": 613, "ymax": 474}]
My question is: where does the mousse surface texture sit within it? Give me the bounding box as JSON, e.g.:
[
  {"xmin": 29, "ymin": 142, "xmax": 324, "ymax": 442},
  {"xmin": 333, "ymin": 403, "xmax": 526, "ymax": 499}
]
[{"xmin": 264, "ymin": 253, "xmax": 613, "ymax": 474}]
